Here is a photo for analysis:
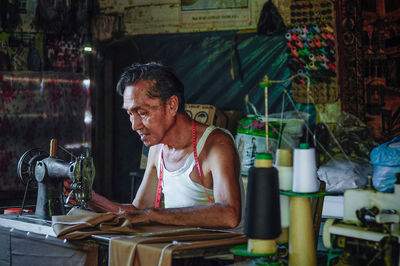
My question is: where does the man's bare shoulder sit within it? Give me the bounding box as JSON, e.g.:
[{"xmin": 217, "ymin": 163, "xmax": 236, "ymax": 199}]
[
  {"xmin": 206, "ymin": 128, "xmax": 236, "ymax": 152},
  {"xmin": 211, "ymin": 127, "xmax": 234, "ymax": 141}
]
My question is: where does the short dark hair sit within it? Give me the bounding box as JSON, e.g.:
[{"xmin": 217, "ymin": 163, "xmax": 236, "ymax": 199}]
[{"xmin": 116, "ymin": 62, "xmax": 185, "ymax": 113}]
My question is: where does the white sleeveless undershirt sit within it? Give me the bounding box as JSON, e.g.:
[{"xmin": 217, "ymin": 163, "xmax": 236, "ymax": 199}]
[{"xmin": 157, "ymin": 125, "xmax": 216, "ymax": 208}]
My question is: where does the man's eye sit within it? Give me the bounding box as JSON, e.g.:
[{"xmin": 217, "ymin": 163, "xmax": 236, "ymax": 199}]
[{"xmin": 138, "ymin": 111, "xmax": 147, "ymax": 116}]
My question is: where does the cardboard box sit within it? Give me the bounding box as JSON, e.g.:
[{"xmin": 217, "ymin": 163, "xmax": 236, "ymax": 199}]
[{"xmin": 185, "ymin": 104, "xmax": 228, "ymax": 128}]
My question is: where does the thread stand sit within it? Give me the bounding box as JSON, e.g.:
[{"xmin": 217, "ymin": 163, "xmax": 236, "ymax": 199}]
[
  {"xmin": 230, "ymin": 244, "xmax": 286, "ymax": 266},
  {"xmin": 281, "ymin": 190, "xmax": 327, "ymax": 266}
]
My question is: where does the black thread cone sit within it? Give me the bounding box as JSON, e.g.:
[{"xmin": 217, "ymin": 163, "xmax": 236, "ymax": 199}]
[{"xmin": 244, "ymin": 166, "xmax": 281, "ymax": 239}]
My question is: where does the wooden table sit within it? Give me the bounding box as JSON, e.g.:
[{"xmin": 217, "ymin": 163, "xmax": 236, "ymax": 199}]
[{"xmin": 0, "ymin": 214, "xmax": 246, "ymax": 266}]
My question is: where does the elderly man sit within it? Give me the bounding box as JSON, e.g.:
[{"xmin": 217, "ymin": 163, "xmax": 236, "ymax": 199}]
[{"xmin": 74, "ymin": 62, "xmax": 243, "ymax": 229}]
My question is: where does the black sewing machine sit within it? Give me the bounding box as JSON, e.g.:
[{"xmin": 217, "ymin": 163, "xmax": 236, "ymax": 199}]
[{"xmin": 16, "ymin": 139, "xmax": 95, "ymax": 219}]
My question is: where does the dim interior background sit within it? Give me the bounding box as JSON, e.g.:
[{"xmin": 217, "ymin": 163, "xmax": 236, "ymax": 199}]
[{"xmin": 0, "ymin": 0, "xmax": 399, "ymax": 208}]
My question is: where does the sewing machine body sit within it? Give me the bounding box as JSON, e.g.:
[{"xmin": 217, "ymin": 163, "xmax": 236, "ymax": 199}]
[
  {"xmin": 343, "ymin": 186, "xmax": 400, "ymax": 224},
  {"xmin": 323, "ymin": 183, "xmax": 400, "ymax": 265},
  {"xmin": 17, "ymin": 142, "xmax": 95, "ymax": 220}
]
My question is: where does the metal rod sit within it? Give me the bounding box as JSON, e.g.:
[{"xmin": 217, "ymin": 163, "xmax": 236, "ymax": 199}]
[
  {"xmin": 57, "ymin": 145, "xmax": 77, "ymax": 159},
  {"xmin": 19, "ymin": 178, "xmax": 32, "ymax": 216}
]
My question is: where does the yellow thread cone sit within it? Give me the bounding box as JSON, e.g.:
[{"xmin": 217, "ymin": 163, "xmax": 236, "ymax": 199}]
[
  {"xmin": 276, "ymin": 148, "xmax": 293, "ymax": 167},
  {"xmin": 289, "ymin": 197, "xmax": 316, "ymax": 266},
  {"xmin": 248, "ymin": 239, "xmax": 277, "ymax": 255}
]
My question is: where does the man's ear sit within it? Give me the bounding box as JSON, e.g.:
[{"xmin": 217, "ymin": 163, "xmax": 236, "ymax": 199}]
[{"xmin": 166, "ymin": 95, "xmax": 179, "ymax": 115}]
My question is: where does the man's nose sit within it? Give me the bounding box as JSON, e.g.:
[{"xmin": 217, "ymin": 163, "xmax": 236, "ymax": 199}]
[{"xmin": 130, "ymin": 113, "xmax": 143, "ymax": 131}]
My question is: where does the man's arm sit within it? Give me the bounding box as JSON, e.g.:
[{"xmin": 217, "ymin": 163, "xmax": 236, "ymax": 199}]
[
  {"xmin": 124, "ymin": 131, "xmax": 242, "ymax": 229},
  {"xmin": 88, "ymin": 191, "xmax": 135, "ymax": 213},
  {"xmin": 132, "ymin": 145, "xmax": 160, "ymax": 209},
  {"xmin": 88, "ymin": 145, "xmax": 161, "ymax": 213},
  {"xmin": 63, "ymin": 179, "xmax": 135, "ymax": 213}
]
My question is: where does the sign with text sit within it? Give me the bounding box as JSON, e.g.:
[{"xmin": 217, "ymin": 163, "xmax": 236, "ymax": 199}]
[{"xmin": 180, "ymin": 0, "xmax": 250, "ymax": 25}]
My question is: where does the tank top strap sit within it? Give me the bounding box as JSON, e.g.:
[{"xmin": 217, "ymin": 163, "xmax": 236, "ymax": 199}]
[
  {"xmin": 156, "ymin": 125, "xmax": 222, "ymax": 175},
  {"xmin": 196, "ymin": 125, "xmax": 216, "ymax": 155},
  {"xmin": 156, "ymin": 144, "xmax": 164, "ymax": 177}
]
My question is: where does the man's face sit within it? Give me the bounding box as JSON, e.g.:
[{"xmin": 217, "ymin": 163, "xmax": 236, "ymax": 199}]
[{"xmin": 122, "ymin": 80, "xmax": 173, "ymax": 146}]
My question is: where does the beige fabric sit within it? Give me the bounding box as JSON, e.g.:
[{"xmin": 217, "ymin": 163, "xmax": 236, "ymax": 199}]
[
  {"xmin": 109, "ymin": 228, "xmax": 247, "ymax": 266},
  {"xmin": 52, "ymin": 208, "xmax": 247, "ymax": 266},
  {"xmin": 52, "ymin": 208, "xmax": 140, "ymax": 239}
]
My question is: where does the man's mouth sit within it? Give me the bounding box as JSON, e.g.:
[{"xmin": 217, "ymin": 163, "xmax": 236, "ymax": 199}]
[{"xmin": 139, "ymin": 133, "xmax": 148, "ymax": 141}]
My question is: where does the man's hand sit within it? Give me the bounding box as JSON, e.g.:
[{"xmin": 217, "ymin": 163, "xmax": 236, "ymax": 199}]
[{"xmin": 116, "ymin": 208, "xmax": 151, "ymax": 224}]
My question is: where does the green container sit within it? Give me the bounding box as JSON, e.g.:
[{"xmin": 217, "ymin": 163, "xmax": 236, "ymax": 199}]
[{"xmin": 236, "ymin": 115, "xmax": 284, "ymax": 140}]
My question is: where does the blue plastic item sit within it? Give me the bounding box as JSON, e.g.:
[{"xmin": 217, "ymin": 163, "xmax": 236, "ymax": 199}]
[{"xmin": 370, "ymin": 134, "xmax": 400, "ymax": 192}]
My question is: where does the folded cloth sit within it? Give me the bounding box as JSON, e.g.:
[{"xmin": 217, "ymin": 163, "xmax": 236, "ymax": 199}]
[
  {"xmin": 109, "ymin": 228, "xmax": 247, "ymax": 266},
  {"xmin": 52, "ymin": 207, "xmax": 140, "ymax": 239},
  {"xmin": 52, "ymin": 208, "xmax": 247, "ymax": 265}
]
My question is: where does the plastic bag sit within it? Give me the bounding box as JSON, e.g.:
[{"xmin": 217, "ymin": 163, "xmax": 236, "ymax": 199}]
[
  {"xmin": 317, "ymin": 155, "xmax": 372, "ymax": 193},
  {"xmin": 235, "ymin": 115, "xmax": 284, "ymax": 176},
  {"xmin": 370, "ymin": 134, "xmax": 400, "ymax": 192},
  {"xmin": 257, "ymin": 0, "xmax": 286, "ymax": 36},
  {"xmin": 317, "ymin": 112, "xmax": 377, "ymax": 165},
  {"xmin": 268, "ymin": 111, "xmax": 309, "ymax": 149}
]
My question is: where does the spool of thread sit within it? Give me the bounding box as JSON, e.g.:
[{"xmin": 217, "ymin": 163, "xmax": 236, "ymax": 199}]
[
  {"xmin": 312, "ymin": 24, "xmax": 320, "ymax": 33},
  {"xmin": 328, "ymin": 62, "xmax": 336, "ymax": 70},
  {"xmin": 276, "ymin": 149, "xmax": 292, "ymax": 166},
  {"xmin": 326, "ymin": 39, "xmax": 335, "ymax": 48},
  {"xmin": 278, "ymin": 195, "xmax": 290, "ymax": 243},
  {"xmin": 308, "ymin": 62, "xmax": 318, "ymax": 71},
  {"xmin": 313, "ymin": 39, "xmax": 322, "ymax": 48},
  {"xmin": 295, "ymin": 40, "xmax": 303, "ymax": 49},
  {"xmin": 279, "ymin": 195, "xmax": 290, "ymax": 227},
  {"xmin": 289, "ymin": 197, "xmax": 317, "ymax": 266},
  {"xmin": 323, "ymin": 23, "xmax": 334, "ymax": 33},
  {"xmin": 275, "ymin": 149, "xmax": 292, "ymax": 244},
  {"xmin": 302, "ymin": 48, "xmax": 311, "ymax": 56},
  {"xmin": 245, "ymin": 153, "xmax": 281, "ymax": 255},
  {"xmin": 50, "ymin": 139, "xmax": 57, "ymax": 157},
  {"xmin": 320, "ymin": 53, "xmax": 329, "ymax": 63},
  {"xmin": 320, "ymin": 61, "xmax": 330, "ymax": 70},
  {"xmin": 297, "ymin": 49, "xmax": 306, "ymax": 56},
  {"xmin": 275, "ymin": 149, "xmax": 293, "ymax": 191},
  {"xmin": 291, "ymin": 46, "xmax": 299, "ymax": 57},
  {"xmin": 292, "ymin": 143, "xmax": 319, "ymax": 193},
  {"xmin": 300, "ymin": 31, "xmax": 307, "ymax": 40},
  {"xmin": 319, "ymin": 47, "xmax": 328, "ymax": 55}
]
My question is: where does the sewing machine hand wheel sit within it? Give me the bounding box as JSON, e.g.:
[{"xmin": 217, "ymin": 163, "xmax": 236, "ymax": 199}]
[{"xmin": 17, "ymin": 149, "xmax": 49, "ymax": 188}]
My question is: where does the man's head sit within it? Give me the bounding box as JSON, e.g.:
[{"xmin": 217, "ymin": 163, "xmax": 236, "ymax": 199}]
[
  {"xmin": 119, "ymin": 62, "xmax": 186, "ymax": 146},
  {"xmin": 117, "ymin": 62, "xmax": 185, "ymax": 113}
]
